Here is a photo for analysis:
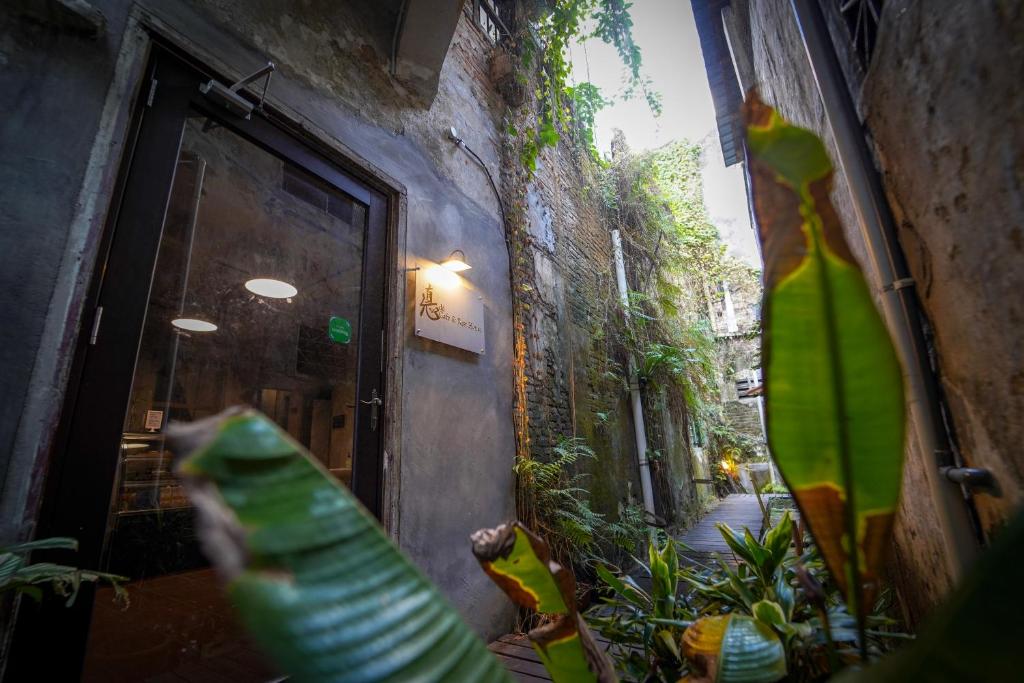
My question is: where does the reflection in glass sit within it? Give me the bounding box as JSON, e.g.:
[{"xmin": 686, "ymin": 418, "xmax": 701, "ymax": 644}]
[{"xmin": 82, "ymin": 114, "xmax": 367, "ymax": 682}]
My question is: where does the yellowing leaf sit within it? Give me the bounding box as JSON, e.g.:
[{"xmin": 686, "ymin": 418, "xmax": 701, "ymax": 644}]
[
  {"xmin": 744, "ymin": 93, "xmax": 905, "ymax": 624},
  {"xmin": 682, "ymin": 614, "xmax": 786, "ymax": 683},
  {"xmin": 472, "ymin": 523, "xmax": 617, "ymax": 683}
]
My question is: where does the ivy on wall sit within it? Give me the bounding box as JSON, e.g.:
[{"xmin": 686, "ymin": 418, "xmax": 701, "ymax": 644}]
[{"xmin": 498, "ymin": 0, "xmax": 764, "ymax": 559}]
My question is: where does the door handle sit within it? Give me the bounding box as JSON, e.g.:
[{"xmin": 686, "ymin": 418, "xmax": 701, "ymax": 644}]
[{"xmin": 360, "ymin": 388, "xmax": 382, "ymax": 432}]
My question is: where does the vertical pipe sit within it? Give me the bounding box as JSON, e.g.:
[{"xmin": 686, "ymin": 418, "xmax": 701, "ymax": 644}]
[
  {"xmin": 722, "ymin": 281, "xmax": 739, "ymax": 333},
  {"xmin": 611, "ymin": 229, "xmax": 656, "ymax": 516},
  {"xmin": 789, "ymin": 0, "xmax": 979, "ymax": 580}
]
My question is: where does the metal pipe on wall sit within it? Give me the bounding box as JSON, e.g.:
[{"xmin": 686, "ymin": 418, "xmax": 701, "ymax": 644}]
[
  {"xmin": 789, "ymin": 0, "xmax": 980, "ymax": 580},
  {"xmin": 611, "ymin": 229, "xmax": 657, "ymax": 516}
]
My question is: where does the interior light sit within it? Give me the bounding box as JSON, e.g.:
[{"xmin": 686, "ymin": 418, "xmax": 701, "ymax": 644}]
[
  {"xmin": 441, "ymin": 249, "xmax": 471, "ymax": 272},
  {"xmin": 172, "ymin": 318, "xmax": 218, "ymax": 332},
  {"xmin": 245, "ymin": 278, "xmax": 298, "ymax": 299}
]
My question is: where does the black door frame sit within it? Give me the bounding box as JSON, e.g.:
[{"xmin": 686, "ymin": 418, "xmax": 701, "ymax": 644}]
[{"xmin": 9, "ymin": 45, "xmax": 389, "ymax": 680}]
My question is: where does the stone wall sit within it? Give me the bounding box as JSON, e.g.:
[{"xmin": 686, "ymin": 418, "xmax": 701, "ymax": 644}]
[
  {"xmin": 500, "ymin": 71, "xmax": 712, "ymax": 534},
  {"xmin": 733, "ymin": 0, "xmax": 1023, "ymax": 624}
]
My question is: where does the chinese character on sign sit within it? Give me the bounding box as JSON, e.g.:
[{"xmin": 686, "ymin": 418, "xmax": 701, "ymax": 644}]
[{"xmin": 419, "ymin": 284, "xmax": 444, "ymax": 321}]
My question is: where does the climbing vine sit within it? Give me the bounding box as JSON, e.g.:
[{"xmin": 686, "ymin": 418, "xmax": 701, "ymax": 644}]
[
  {"xmin": 511, "ymin": 0, "xmax": 662, "ymax": 172},
  {"xmin": 599, "ymin": 138, "xmax": 764, "ymax": 472}
]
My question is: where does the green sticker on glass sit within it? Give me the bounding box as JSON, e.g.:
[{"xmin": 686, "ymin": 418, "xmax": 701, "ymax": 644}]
[{"xmin": 328, "ymin": 316, "xmax": 351, "ymax": 344}]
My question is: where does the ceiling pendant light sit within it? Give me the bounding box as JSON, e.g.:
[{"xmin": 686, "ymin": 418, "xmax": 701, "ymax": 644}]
[
  {"xmin": 172, "ymin": 318, "xmax": 218, "ymax": 332},
  {"xmin": 245, "ymin": 278, "xmax": 298, "ymax": 299}
]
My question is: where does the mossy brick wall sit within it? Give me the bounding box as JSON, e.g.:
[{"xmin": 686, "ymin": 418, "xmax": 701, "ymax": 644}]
[{"xmin": 500, "ymin": 104, "xmax": 707, "ymax": 531}]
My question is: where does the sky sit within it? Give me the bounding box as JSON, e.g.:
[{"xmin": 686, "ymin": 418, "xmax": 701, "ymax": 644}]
[{"xmin": 567, "ymin": 0, "xmax": 761, "ymax": 268}]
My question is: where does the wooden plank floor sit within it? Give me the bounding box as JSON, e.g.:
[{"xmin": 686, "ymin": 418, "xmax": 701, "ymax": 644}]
[
  {"xmin": 490, "ymin": 495, "xmax": 766, "ymax": 680},
  {"xmin": 678, "ymin": 493, "xmax": 765, "ymax": 567}
]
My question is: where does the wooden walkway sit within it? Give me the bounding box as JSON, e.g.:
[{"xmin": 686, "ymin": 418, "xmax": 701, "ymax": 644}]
[
  {"xmin": 678, "ymin": 493, "xmax": 764, "ymax": 566},
  {"xmin": 490, "ymin": 495, "xmax": 765, "ymax": 680}
]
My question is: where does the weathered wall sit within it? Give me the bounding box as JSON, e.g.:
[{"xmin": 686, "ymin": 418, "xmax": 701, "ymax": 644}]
[
  {"xmin": 741, "ymin": 0, "xmax": 952, "ymax": 623},
  {"xmin": 502, "ymin": 105, "xmax": 711, "ymax": 534},
  {"xmin": 507, "ymin": 131, "xmax": 648, "ymax": 523},
  {"xmin": 0, "ymin": 0, "xmax": 516, "ymax": 640},
  {"xmin": 736, "ymin": 0, "xmax": 1023, "ymax": 623},
  {"xmin": 863, "ymin": 0, "xmax": 1024, "ymax": 535}
]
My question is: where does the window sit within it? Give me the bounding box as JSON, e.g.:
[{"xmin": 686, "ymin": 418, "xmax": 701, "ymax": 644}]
[
  {"xmin": 470, "ymin": 0, "xmax": 513, "ymax": 44},
  {"xmin": 836, "ymin": 0, "xmax": 884, "ymax": 67}
]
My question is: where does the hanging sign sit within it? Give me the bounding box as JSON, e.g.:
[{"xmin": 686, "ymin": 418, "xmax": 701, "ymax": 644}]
[
  {"xmin": 414, "ymin": 268, "xmax": 485, "ymax": 354},
  {"xmin": 145, "ymin": 410, "xmax": 164, "ymax": 432}
]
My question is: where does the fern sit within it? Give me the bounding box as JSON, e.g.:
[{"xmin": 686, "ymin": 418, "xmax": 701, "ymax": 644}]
[{"xmin": 515, "ymin": 437, "xmax": 647, "ymax": 573}]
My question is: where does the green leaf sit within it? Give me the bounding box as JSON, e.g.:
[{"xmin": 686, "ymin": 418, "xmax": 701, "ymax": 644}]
[
  {"xmin": 472, "ymin": 523, "xmax": 617, "ymax": 683},
  {"xmin": 595, "ymin": 564, "xmax": 652, "ymax": 610},
  {"xmin": 761, "ymin": 511, "xmax": 793, "ymax": 575},
  {"xmin": 752, "ymin": 600, "xmax": 787, "ymax": 628},
  {"xmin": 744, "ymin": 94, "xmax": 905, "ymax": 622},
  {"xmin": 0, "ymin": 537, "xmax": 79, "ymax": 554},
  {"xmin": 170, "ymin": 408, "xmax": 510, "ymax": 683},
  {"xmin": 716, "ymin": 523, "xmax": 759, "ymax": 569},
  {"xmin": 682, "ymin": 614, "xmax": 786, "ymax": 683},
  {"xmin": 772, "ymin": 574, "xmax": 795, "ymax": 622},
  {"xmin": 835, "ymin": 507, "xmax": 1024, "ymax": 682}
]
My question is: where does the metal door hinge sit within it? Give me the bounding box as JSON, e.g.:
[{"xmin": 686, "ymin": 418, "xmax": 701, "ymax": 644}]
[
  {"xmin": 360, "ymin": 388, "xmax": 383, "ymax": 432},
  {"xmin": 146, "ymin": 78, "xmax": 158, "ymax": 107},
  {"xmin": 89, "ymin": 306, "xmax": 104, "ymax": 345}
]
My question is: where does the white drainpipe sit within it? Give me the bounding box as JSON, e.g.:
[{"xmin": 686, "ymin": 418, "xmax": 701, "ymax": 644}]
[
  {"xmin": 722, "ymin": 281, "xmax": 739, "ymax": 333},
  {"xmin": 611, "ymin": 229, "xmax": 656, "ymax": 517}
]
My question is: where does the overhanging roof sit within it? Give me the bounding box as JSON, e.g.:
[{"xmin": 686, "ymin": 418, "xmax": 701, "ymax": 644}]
[{"xmin": 691, "ymin": 0, "xmax": 744, "ymax": 166}]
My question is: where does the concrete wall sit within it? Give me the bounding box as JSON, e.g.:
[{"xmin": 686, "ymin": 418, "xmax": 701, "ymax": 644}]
[
  {"xmin": 0, "ymin": 0, "xmax": 516, "ymax": 640},
  {"xmin": 733, "ymin": 0, "xmax": 1023, "ymax": 623}
]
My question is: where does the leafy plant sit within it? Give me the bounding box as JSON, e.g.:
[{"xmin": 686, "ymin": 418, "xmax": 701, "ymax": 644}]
[
  {"xmin": 0, "ymin": 537, "xmax": 127, "ymax": 606},
  {"xmin": 588, "ymin": 534, "xmax": 694, "ymax": 681},
  {"xmin": 836, "ymin": 506, "xmax": 1024, "ymax": 682},
  {"xmin": 745, "ymin": 94, "xmax": 906, "ymax": 643},
  {"xmin": 591, "ymin": 513, "xmax": 905, "ymax": 682},
  {"xmin": 514, "ymin": 0, "xmax": 660, "ymax": 172},
  {"xmin": 472, "ymin": 522, "xmax": 616, "ymax": 682},
  {"xmin": 515, "ymin": 436, "xmax": 646, "ymax": 573},
  {"xmin": 168, "ymin": 408, "xmax": 511, "ymax": 682}
]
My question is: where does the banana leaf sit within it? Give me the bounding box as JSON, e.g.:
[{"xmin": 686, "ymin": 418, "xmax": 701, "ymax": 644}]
[
  {"xmin": 835, "ymin": 507, "xmax": 1024, "ymax": 682},
  {"xmin": 471, "ymin": 522, "xmax": 617, "ymax": 683},
  {"xmin": 681, "ymin": 614, "xmax": 786, "ymax": 683},
  {"xmin": 744, "ymin": 93, "xmax": 905, "ymax": 624},
  {"xmin": 169, "ymin": 407, "xmax": 510, "ymax": 683}
]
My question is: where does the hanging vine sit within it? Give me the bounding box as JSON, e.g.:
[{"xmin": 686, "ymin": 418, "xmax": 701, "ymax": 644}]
[{"xmin": 509, "ymin": 0, "xmax": 662, "ymax": 172}]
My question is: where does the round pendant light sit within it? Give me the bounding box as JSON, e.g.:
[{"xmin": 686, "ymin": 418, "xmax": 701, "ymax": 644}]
[
  {"xmin": 172, "ymin": 318, "xmax": 218, "ymax": 332},
  {"xmin": 245, "ymin": 278, "xmax": 298, "ymax": 299}
]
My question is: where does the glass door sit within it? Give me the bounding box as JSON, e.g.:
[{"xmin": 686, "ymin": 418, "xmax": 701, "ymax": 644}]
[{"xmin": 11, "ymin": 48, "xmax": 389, "ymax": 682}]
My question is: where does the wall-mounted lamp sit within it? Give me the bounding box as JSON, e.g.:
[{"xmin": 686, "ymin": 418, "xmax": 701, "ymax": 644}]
[{"xmin": 441, "ymin": 249, "xmax": 471, "ymax": 272}]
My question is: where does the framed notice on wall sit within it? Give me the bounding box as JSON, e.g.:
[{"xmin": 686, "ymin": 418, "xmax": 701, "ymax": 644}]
[{"xmin": 414, "ymin": 267, "xmax": 485, "ymax": 354}]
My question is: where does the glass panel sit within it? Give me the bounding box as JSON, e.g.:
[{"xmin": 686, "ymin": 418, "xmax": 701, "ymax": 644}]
[{"xmin": 83, "ymin": 114, "xmax": 367, "ymax": 682}]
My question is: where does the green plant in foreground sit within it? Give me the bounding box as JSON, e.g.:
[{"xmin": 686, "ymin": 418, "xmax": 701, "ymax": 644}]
[
  {"xmin": 590, "ymin": 513, "xmax": 903, "ymax": 682},
  {"xmin": 0, "ymin": 537, "xmax": 126, "ymax": 606},
  {"xmin": 472, "ymin": 522, "xmax": 616, "ymax": 682},
  {"xmin": 168, "ymin": 407, "xmax": 1024, "ymax": 682},
  {"xmin": 745, "ymin": 93, "xmax": 905, "ymax": 642},
  {"xmin": 589, "ymin": 529, "xmax": 789, "ymax": 683},
  {"xmin": 169, "ymin": 408, "xmax": 510, "ymax": 683},
  {"xmin": 588, "ymin": 535, "xmax": 694, "ymax": 681}
]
